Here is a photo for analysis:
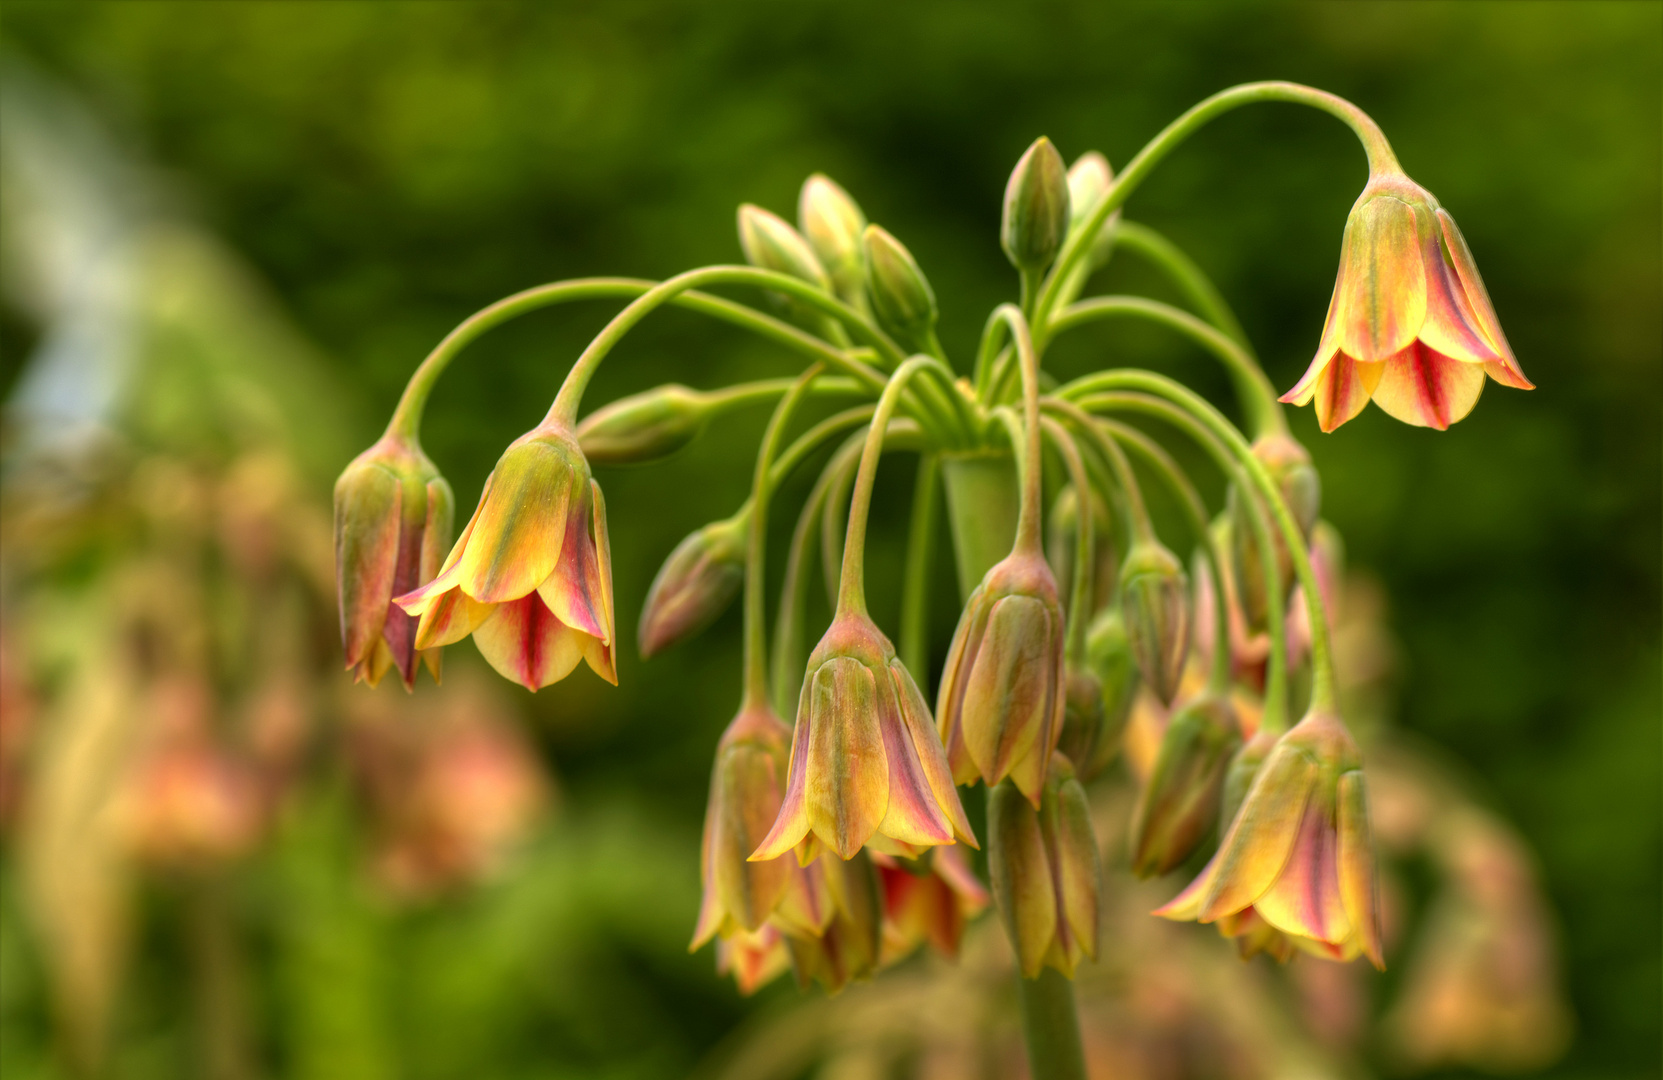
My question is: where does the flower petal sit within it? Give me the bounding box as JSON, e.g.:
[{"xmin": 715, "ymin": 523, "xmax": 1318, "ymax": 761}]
[
  {"xmin": 1336, "ymin": 770, "xmax": 1385, "ymax": 969},
  {"xmin": 1051, "ymin": 777, "xmax": 1102, "ymax": 962},
  {"xmin": 875, "ymin": 663, "xmax": 960, "ymax": 848},
  {"xmin": 805, "ymin": 658, "xmax": 888, "ymax": 860},
  {"xmin": 457, "ymin": 440, "xmax": 581, "ymax": 603},
  {"xmin": 1253, "ymin": 783, "xmax": 1348, "ymax": 945},
  {"xmin": 1438, "ymin": 209, "xmax": 1533, "ymax": 390},
  {"xmin": 1336, "ymin": 196, "xmax": 1428, "ymax": 362},
  {"xmin": 961, "ymin": 596, "xmax": 1054, "ymax": 789},
  {"xmin": 472, "ymin": 592, "xmax": 588, "ymax": 690},
  {"xmin": 336, "ymin": 465, "xmax": 401, "ymax": 667},
  {"xmin": 1417, "ymin": 225, "xmax": 1504, "ymax": 367},
  {"xmin": 1311, "ymin": 355, "xmax": 1384, "ymax": 433},
  {"xmin": 1152, "ymin": 852, "xmax": 1217, "ymax": 921},
  {"xmin": 1370, "ymin": 341, "xmax": 1486, "ymax": 430},
  {"xmin": 412, "ymin": 587, "xmax": 495, "ymax": 650},
  {"xmin": 395, "ymin": 476, "xmax": 488, "ymax": 618},
  {"xmin": 987, "ymin": 781, "xmax": 1058, "ymax": 979},
  {"xmin": 1200, "ymin": 743, "xmax": 1317, "ymax": 921},
  {"xmin": 935, "ymin": 584, "xmax": 991, "ymax": 786},
  {"xmin": 537, "ymin": 483, "xmax": 610, "ymax": 644}
]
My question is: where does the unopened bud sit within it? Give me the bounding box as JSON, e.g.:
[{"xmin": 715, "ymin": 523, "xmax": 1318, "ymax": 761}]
[
  {"xmin": 1001, "ymin": 136, "xmax": 1070, "ymax": 274},
  {"xmin": 799, "ymin": 174, "xmax": 869, "ymax": 309},
  {"xmin": 578, "ymin": 383, "xmax": 711, "ymax": 466},
  {"xmin": 1066, "ymin": 151, "xmax": 1120, "ymax": 268},
  {"xmin": 691, "ymin": 705, "xmax": 794, "ymax": 951},
  {"xmin": 739, "ymin": 204, "xmax": 838, "ymax": 336},
  {"xmin": 784, "ymin": 851, "xmax": 882, "ymax": 993},
  {"xmin": 638, "ymin": 514, "xmax": 747, "ymax": 658},
  {"xmin": 1119, "ymin": 540, "xmax": 1192, "ymax": 706},
  {"xmin": 1129, "ymin": 693, "xmax": 1241, "ymax": 877},
  {"xmin": 1228, "ymin": 434, "xmax": 1320, "ymax": 630},
  {"xmin": 862, "ymin": 224, "xmax": 938, "ymax": 354},
  {"xmin": 1084, "ymin": 606, "xmax": 1140, "ymax": 775},
  {"xmin": 987, "ymin": 761, "xmax": 1101, "ymax": 979},
  {"xmin": 1055, "ymin": 666, "xmax": 1105, "ymax": 775}
]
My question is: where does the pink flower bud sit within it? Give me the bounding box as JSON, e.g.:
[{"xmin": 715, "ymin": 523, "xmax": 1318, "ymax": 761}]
[
  {"xmin": 987, "ymin": 760, "xmax": 1101, "ymax": 979},
  {"xmin": 1119, "ymin": 540, "xmax": 1191, "ymax": 707},
  {"xmin": 637, "ymin": 514, "xmax": 746, "ymax": 658},
  {"xmin": 1129, "ymin": 693, "xmax": 1240, "ymax": 878}
]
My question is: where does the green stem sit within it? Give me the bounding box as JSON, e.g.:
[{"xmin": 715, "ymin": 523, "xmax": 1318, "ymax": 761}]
[
  {"xmin": 741, "ymin": 367, "xmax": 824, "ymax": 708},
  {"xmin": 1042, "ymin": 398, "xmax": 1153, "ymax": 546},
  {"xmin": 899, "ymin": 454, "xmax": 940, "ymax": 677},
  {"xmin": 1036, "ymin": 420, "xmax": 1095, "ymax": 663},
  {"xmin": 1108, "ymin": 221, "xmax": 1252, "ymax": 350},
  {"xmin": 1017, "ymin": 967, "xmax": 1089, "ymax": 1080},
  {"xmin": 1035, "ymin": 81, "xmax": 1400, "ymax": 330},
  {"xmin": 837, "ymin": 358, "xmax": 940, "ymax": 616},
  {"xmin": 1064, "ymin": 370, "xmax": 1335, "ymax": 712},
  {"xmin": 1048, "ymin": 296, "xmax": 1286, "ymax": 437},
  {"xmin": 988, "ymin": 305, "xmax": 1044, "ymax": 554}
]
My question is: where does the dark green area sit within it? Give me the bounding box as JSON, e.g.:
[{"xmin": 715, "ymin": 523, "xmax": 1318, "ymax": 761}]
[{"xmin": 2, "ymin": 2, "xmax": 1658, "ymax": 1077}]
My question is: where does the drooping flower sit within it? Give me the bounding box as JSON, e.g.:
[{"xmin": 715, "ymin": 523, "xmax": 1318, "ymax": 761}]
[
  {"xmin": 334, "ymin": 433, "xmax": 454, "ymax": 688},
  {"xmin": 715, "ymin": 923, "xmax": 792, "ymax": 996},
  {"xmin": 937, "ymin": 548, "xmax": 1067, "ymax": 806},
  {"xmin": 637, "ymin": 514, "xmax": 746, "ymax": 658},
  {"xmin": 751, "ymin": 611, "xmax": 976, "ymax": 864},
  {"xmin": 1119, "ymin": 539, "xmax": 1191, "ymax": 707},
  {"xmin": 1154, "ymin": 709, "xmax": 1384, "ymax": 968},
  {"xmin": 1281, "ymin": 172, "xmax": 1533, "ymax": 432},
  {"xmin": 874, "ymin": 845, "xmax": 991, "ymax": 965},
  {"xmin": 986, "ymin": 758, "xmax": 1101, "ymax": 979},
  {"xmin": 394, "ymin": 422, "xmax": 615, "ymax": 691},
  {"xmin": 1129, "ymin": 692, "xmax": 1241, "ymax": 878},
  {"xmin": 782, "ymin": 851, "xmax": 883, "ymax": 993}
]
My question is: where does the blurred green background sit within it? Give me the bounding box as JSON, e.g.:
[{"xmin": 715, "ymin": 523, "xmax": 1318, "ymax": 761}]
[{"xmin": 0, "ymin": 2, "xmax": 1657, "ymax": 1078}]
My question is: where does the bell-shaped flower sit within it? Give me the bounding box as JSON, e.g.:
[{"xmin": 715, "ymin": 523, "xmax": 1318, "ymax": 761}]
[
  {"xmin": 937, "ymin": 548, "xmax": 1067, "ymax": 805},
  {"xmin": 1119, "ymin": 539, "xmax": 1191, "ymax": 707},
  {"xmin": 690, "ymin": 703, "xmax": 796, "ymax": 951},
  {"xmin": 1153, "ymin": 709, "xmax": 1384, "ymax": 968},
  {"xmin": 986, "ymin": 758, "xmax": 1102, "ymax": 979},
  {"xmin": 782, "ymin": 851, "xmax": 883, "ymax": 993},
  {"xmin": 637, "ymin": 513, "xmax": 746, "ymax": 658},
  {"xmin": 874, "ymin": 845, "xmax": 991, "ymax": 965},
  {"xmin": 1281, "ymin": 172, "xmax": 1533, "ymax": 432},
  {"xmin": 1129, "ymin": 692, "xmax": 1241, "ymax": 877},
  {"xmin": 394, "ymin": 422, "xmax": 615, "ymax": 691},
  {"xmin": 751, "ymin": 612, "xmax": 976, "ymax": 864},
  {"xmin": 334, "ymin": 433, "xmax": 454, "ymax": 688}
]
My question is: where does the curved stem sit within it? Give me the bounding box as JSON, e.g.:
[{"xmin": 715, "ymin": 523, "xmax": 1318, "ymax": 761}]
[
  {"xmin": 741, "ymin": 367, "xmax": 824, "ymax": 708},
  {"xmin": 837, "ymin": 358, "xmax": 940, "ymax": 616},
  {"xmin": 988, "ymin": 305, "xmax": 1044, "ymax": 553},
  {"xmin": 1050, "ymin": 296, "xmax": 1286, "ymax": 437},
  {"xmin": 385, "ymin": 276, "xmax": 887, "ymax": 439},
  {"xmin": 1098, "ymin": 407, "xmax": 1288, "ymax": 734},
  {"xmin": 1042, "ymin": 398, "xmax": 1153, "ymax": 545},
  {"xmin": 899, "ymin": 454, "xmax": 940, "ymax": 676},
  {"xmin": 1065, "ymin": 370, "xmax": 1335, "ymax": 712},
  {"xmin": 1035, "ymin": 81, "xmax": 1400, "ymax": 330},
  {"xmin": 1037, "ymin": 420, "xmax": 1095, "ymax": 664},
  {"xmin": 1107, "ymin": 221, "xmax": 1251, "ymax": 350}
]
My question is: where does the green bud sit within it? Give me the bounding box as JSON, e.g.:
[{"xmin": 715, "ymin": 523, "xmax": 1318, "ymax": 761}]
[
  {"xmin": 577, "ymin": 383, "xmax": 710, "ymax": 466},
  {"xmin": 987, "ymin": 765, "xmax": 1101, "ymax": 980},
  {"xmin": 1084, "ymin": 606, "xmax": 1140, "ymax": 775},
  {"xmin": 1055, "ymin": 666, "xmax": 1106, "ymax": 776},
  {"xmin": 1129, "ymin": 693, "xmax": 1241, "ymax": 878},
  {"xmin": 1001, "ymin": 136, "xmax": 1071, "ymax": 274},
  {"xmin": 738, "ymin": 204, "xmax": 838, "ymax": 336},
  {"xmin": 862, "ymin": 224, "xmax": 938, "ymax": 354},
  {"xmin": 638, "ymin": 513, "xmax": 747, "ymax": 657},
  {"xmin": 798, "ymin": 174, "xmax": 869, "ymax": 309},
  {"xmin": 1227, "ymin": 434, "xmax": 1320, "ymax": 631},
  {"xmin": 1066, "ymin": 151, "xmax": 1119, "ymax": 269},
  {"xmin": 1119, "ymin": 540, "xmax": 1191, "ymax": 707},
  {"xmin": 1046, "ymin": 483, "xmax": 1119, "ymax": 617}
]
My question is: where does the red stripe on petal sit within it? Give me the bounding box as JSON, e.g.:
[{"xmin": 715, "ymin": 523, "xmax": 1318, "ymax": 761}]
[
  {"xmin": 1372, "ymin": 342, "xmax": 1485, "ymax": 430},
  {"xmin": 1313, "ymin": 355, "xmax": 1381, "ymax": 433}
]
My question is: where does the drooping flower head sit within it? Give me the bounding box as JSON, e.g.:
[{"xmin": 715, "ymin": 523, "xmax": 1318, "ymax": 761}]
[
  {"xmin": 334, "ymin": 433, "xmax": 454, "ymax": 688},
  {"xmin": 937, "ymin": 547, "xmax": 1067, "ymax": 806},
  {"xmin": 1129, "ymin": 692, "xmax": 1241, "ymax": 878},
  {"xmin": 1282, "ymin": 172, "xmax": 1533, "ymax": 432},
  {"xmin": 751, "ymin": 611, "xmax": 976, "ymax": 864},
  {"xmin": 637, "ymin": 513, "xmax": 746, "ymax": 658},
  {"xmin": 394, "ymin": 422, "xmax": 615, "ymax": 691},
  {"xmin": 1155, "ymin": 709, "xmax": 1384, "ymax": 968}
]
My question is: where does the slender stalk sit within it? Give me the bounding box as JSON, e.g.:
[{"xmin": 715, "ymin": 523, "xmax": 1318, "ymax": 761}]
[
  {"xmin": 1044, "ymin": 398, "xmax": 1153, "ymax": 546},
  {"xmin": 1037, "ymin": 420, "xmax": 1095, "ymax": 663},
  {"xmin": 987, "ymin": 305, "xmax": 1044, "ymax": 554},
  {"xmin": 741, "ymin": 367, "xmax": 824, "ymax": 707},
  {"xmin": 836, "ymin": 358, "xmax": 940, "ymax": 616},
  {"xmin": 699, "ymin": 374, "xmax": 863, "ymax": 411},
  {"xmin": 1017, "ymin": 968, "xmax": 1089, "ymax": 1080},
  {"xmin": 1107, "ymin": 221, "xmax": 1251, "ymax": 349},
  {"xmin": 1035, "ymin": 81, "xmax": 1400, "ymax": 330},
  {"xmin": 1049, "ymin": 296, "xmax": 1286, "ymax": 437},
  {"xmin": 1064, "ymin": 370, "xmax": 1336, "ymax": 711},
  {"xmin": 899, "ymin": 454, "xmax": 940, "ymax": 676}
]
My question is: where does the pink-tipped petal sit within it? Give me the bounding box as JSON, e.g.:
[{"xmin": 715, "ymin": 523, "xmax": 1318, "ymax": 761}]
[
  {"xmin": 893, "ymin": 665, "xmax": 978, "ymax": 847},
  {"xmin": 538, "ymin": 487, "xmax": 610, "ymax": 643},
  {"xmin": 457, "ymin": 442, "xmax": 579, "ymax": 604},
  {"xmin": 1336, "ymin": 771, "xmax": 1385, "ymax": 969},
  {"xmin": 1200, "ymin": 745, "xmax": 1317, "ymax": 921},
  {"xmin": 1418, "ymin": 229, "xmax": 1505, "ymax": 367},
  {"xmin": 1152, "ymin": 853, "xmax": 1218, "ymax": 920},
  {"xmin": 1336, "ymin": 196, "xmax": 1428, "ymax": 362},
  {"xmin": 1371, "ymin": 342, "xmax": 1486, "ymax": 430},
  {"xmin": 1438, "ymin": 209, "xmax": 1533, "ymax": 390},
  {"xmin": 395, "ymin": 482, "xmax": 486, "ymax": 618},
  {"xmin": 411, "ymin": 588, "xmax": 495, "ymax": 650},
  {"xmin": 875, "ymin": 666, "xmax": 957, "ymax": 848},
  {"xmin": 751, "ymin": 713, "xmax": 815, "ymax": 863},
  {"xmin": 1312, "ymin": 355, "xmax": 1384, "ymax": 433},
  {"xmin": 1253, "ymin": 786, "xmax": 1348, "ymax": 945},
  {"xmin": 472, "ymin": 593, "xmax": 588, "ymax": 691},
  {"xmin": 804, "ymin": 658, "xmax": 888, "ymax": 859}
]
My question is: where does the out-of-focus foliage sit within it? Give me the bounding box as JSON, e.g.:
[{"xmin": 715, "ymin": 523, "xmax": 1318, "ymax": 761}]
[{"xmin": 0, "ymin": 3, "xmax": 1656, "ymax": 1079}]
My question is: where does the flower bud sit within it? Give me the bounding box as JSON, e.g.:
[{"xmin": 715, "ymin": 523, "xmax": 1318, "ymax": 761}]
[
  {"xmin": 1129, "ymin": 693, "xmax": 1241, "ymax": 878},
  {"xmin": 937, "ymin": 549, "xmax": 1067, "ymax": 806},
  {"xmin": 1001, "ymin": 136, "xmax": 1071, "ymax": 274},
  {"xmin": 987, "ymin": 761, "xmax": 1101, "ymax": 979},
  {"xmin": 799, "ymin": 174, "xmax": 869, "ymax": 309},
  {"xmin": 1227, "ymin": 434, "xmax": 1320, "ymax": 631},
  {"xmin": 691, "ymin": 704, "xmax": 795, "ymax": 951},
  {"xmin": 1046, "ymin": 483, "xmax": 1118, "ymax": 616},
  {"xmin": 1119, "ymin": 540, "xmax": 1191, "ymax": 707},
  {"xmin": 739, "ymin": 203, "xmax": 838, "ymax": 323},
  {"xmin": 1054, "ymin": 666, "xmax": 1104, "ymax": 778},
  {"xmin": 335, "ymin": 433, "xmax": 455, "ymax": 689},
  {"xmin": 862, "ymin": 224, "xmax": 938, "ymax": 354},
  {"xmin": 577, "ymin": 384, "xmax": 712, "ymax": 467},
  {"xmin": 784, "ymin": 850, "xmax": 882, "ymax": 993},
  {"xmin": 752, "ymin": 612, "xmax": 975, "ymax": 863},
  {"xmin": 1084, "ymin": 606, "xmax": 1140, "ymax": 775},
  {"xmin": 1066, "ymin": 151, "xmax": 1120, "ymax": 269},
  {"xmin": 638, "ymin": 514, "xmax": 747, "ymax": 658}
]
